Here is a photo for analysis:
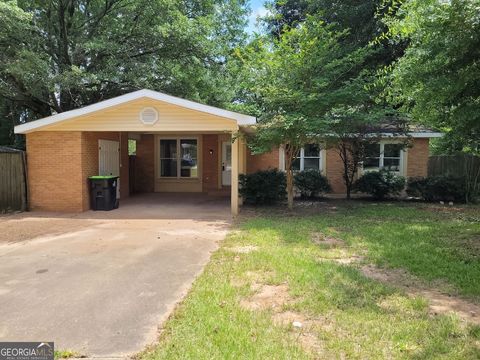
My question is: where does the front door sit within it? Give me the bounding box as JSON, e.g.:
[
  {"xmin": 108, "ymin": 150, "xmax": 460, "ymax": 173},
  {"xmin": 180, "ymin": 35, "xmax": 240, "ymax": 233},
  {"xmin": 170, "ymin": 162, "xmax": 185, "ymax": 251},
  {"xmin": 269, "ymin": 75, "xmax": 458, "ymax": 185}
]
[
  {"xmin": 98, "ymin": 139, "xmax": 120, "ymax": 198},
  {"xmin": 221, "ymin": 141, "xmax": 232, "ymax": 186}
]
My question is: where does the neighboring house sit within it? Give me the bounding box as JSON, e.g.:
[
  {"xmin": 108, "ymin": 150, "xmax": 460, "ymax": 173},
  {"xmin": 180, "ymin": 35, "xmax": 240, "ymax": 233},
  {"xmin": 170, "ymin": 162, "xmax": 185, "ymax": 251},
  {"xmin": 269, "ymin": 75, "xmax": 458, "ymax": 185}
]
[{"xmin": 14, "ymin": 89, "xmax": 441, "ymax": 215}]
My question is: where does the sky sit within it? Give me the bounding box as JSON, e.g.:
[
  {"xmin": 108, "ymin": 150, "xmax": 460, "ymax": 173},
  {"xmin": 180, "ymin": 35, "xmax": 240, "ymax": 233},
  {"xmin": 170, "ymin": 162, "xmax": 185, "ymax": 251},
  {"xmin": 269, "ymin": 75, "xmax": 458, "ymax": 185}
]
[{"xmin": 246, "ymin": 0, "xmax": 268, "ymax": 34}]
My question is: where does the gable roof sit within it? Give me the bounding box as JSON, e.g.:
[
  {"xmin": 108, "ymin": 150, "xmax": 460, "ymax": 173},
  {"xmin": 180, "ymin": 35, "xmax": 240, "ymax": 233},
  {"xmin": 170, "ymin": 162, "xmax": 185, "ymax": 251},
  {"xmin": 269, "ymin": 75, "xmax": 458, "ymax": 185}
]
[{"xmin": 14, "ymin": 89, "xmax": 257, "ymax": 134}]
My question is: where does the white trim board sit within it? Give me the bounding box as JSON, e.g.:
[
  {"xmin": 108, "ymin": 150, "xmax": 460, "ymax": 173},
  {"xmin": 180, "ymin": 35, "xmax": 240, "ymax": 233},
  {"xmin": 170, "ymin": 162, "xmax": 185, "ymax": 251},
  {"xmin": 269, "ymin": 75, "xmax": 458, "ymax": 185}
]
[{"xmin": 14, "ymin": 89, "xmax": 257, "ymax": 134}]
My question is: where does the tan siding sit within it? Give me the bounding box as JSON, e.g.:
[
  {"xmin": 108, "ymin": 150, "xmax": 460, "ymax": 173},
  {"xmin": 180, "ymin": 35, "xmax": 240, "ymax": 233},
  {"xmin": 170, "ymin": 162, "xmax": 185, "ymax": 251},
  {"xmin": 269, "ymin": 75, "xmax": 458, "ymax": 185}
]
[{"xmin": 44, "ymin": 98, "xmax": 238, "ymax": 132}]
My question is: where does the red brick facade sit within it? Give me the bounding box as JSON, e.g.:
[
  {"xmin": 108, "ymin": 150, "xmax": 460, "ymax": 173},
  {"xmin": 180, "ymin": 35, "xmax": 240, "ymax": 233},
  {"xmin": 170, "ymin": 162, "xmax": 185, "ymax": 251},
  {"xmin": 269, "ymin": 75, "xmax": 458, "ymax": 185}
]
[
  {"xmin": 26, "ymin": 131, "xmax": 129, "ymax": 212},
  {"xmin": 244, "ymin": 138, "xmax": 430, "ymax": 194},
  {"xmin": 247, "ymin": 148, "xmax": 280, "ymax": 173},
  {"xmin": 407, "ymin": 138, "xmax": 429, "ymax": 178},
  {"xmin": 134, "ymin": 134, "xmax": 155, "ymax": 192},
  {"xmin": 25, "ymin": 132, "xmax": 431, "ymax": 211}
]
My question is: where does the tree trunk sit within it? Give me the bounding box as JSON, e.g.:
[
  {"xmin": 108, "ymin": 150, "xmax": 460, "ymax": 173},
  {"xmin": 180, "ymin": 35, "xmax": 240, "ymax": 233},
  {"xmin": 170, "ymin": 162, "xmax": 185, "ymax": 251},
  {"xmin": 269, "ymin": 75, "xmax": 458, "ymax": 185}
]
[
  {"xmin": 346, "ymin": 185, "xmax": 351, "ymax": 200},
  {"xmin": 286, "ymin": 169, "xmax": 294, "ymax": 209}
]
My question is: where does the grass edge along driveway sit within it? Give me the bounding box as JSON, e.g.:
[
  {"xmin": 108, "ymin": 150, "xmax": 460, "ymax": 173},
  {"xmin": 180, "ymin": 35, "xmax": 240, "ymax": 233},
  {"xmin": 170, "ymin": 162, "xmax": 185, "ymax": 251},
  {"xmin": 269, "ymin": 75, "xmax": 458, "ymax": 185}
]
[{"xmin": 140, "ymin": 202, "xmax": 480, "ymax": 359}]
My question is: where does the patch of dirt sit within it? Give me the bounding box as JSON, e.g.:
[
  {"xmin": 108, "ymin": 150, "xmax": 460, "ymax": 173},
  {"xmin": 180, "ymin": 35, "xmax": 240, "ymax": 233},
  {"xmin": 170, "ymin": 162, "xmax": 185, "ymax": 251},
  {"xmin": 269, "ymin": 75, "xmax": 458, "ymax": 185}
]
[
  {"xmin": 311, "ymin": 232, "xmax": 345, "ymax": 247},
  {"xmin": 361, "ymin": 264, "xmax": 480, "ymax": 325},
  {"xmin": 0, "ymin": 213, "xmax": 98, "ymax": 243},
  {"xmin": 240, "ymin": 282, "xmax": 327, "ymax": 356},
  {"xmin": 240, "ymin": 283, "xmax": 291, "ymax": 311}
]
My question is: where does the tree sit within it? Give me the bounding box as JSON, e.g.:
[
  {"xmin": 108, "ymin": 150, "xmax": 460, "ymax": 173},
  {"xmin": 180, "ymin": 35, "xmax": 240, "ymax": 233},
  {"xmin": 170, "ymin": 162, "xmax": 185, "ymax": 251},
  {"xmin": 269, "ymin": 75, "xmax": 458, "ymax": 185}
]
[
  {"xmin": 241, "ymin": 16, "xmax": 390, "ymax": 207},
  {"xmin": 382, "ymin": 0, "xmax": 480, "ymax": 154},
  {"xmin": 325, "ymin": 113, "xmax": 408, "ymax": 199},
  {"xmin": 0, "ymin": 0, "xmax": 248, "ymax": 135}
]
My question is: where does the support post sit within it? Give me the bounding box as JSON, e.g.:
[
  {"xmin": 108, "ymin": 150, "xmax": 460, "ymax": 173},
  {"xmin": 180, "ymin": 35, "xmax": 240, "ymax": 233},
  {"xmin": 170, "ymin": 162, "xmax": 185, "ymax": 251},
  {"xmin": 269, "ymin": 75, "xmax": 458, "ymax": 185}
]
[{"xmin": 231, "ymin": 133, "xmax": 239, "ymax": 216}]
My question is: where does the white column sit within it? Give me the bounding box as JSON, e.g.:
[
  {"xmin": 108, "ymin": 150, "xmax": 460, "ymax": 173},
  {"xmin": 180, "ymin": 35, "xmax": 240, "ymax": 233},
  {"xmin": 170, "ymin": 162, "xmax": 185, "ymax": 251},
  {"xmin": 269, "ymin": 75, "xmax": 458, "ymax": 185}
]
[{"xmin": 231, "ymin": 133, "xmax": 239, "ymax": 216}]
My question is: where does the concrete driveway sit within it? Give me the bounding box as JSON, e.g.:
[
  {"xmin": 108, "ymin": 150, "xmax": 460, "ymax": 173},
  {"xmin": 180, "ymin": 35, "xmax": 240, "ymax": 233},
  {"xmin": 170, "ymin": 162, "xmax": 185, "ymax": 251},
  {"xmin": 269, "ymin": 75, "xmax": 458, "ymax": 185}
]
[{"xmin": 0, "ymin": 193, "xmax": 230, "ymax": 357}]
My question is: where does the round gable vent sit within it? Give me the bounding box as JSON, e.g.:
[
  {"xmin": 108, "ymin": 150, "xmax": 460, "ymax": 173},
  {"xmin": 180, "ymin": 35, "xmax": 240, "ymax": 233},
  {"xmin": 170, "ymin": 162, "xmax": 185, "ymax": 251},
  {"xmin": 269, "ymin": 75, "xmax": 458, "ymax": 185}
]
[{"xmin": 140, "ymin": 107, "xmax": 158, "ymax": 125}]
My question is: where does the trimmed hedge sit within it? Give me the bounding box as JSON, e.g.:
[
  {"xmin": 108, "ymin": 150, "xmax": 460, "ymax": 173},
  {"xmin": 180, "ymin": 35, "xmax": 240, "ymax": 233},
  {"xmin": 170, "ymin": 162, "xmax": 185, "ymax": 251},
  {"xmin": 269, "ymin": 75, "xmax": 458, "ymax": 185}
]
[
  {"xmin": 239, "ymin": 169, "xmax": 286, "ymax": 205},
  {"xmin": 406, "ymin": 175, "xmax": 470, "ymax": 203},
  {"xmin": 294, "ymin": 169, "xmax": 331, "ymax": 198},
  {"xmin": 354, "ymin": 170, "xmax": 406, "ymax": 200}
]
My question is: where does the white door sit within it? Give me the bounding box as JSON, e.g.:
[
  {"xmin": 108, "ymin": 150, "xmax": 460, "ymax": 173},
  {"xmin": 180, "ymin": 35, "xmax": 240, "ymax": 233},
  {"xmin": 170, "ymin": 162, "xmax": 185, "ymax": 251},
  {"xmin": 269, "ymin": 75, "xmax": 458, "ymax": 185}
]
[
  {"xmin": 221, "ymin": 141, "xmax": 232, "ymax": 186},
  {"xmin": 98, "ymin": 139, "xmax": 120, "ymax": 198}
]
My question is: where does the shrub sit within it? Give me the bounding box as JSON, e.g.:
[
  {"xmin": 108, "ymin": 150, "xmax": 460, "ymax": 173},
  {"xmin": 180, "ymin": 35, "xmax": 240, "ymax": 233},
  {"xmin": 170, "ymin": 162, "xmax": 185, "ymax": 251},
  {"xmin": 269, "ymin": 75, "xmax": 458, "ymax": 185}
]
[
  {"xmin": 354, "ymin": 170, "xmax": 406, "ymax": 200},
  {"xmin": 294, "ymin": 169, "xmax": 331, "ymax": 198},
  {"xmin": 239, "ymin": 169, "xmax": 286, "ymax": 205},
  {"xmin": 407, "ymin": 175, "xmax": 469, "ymax": 202}
]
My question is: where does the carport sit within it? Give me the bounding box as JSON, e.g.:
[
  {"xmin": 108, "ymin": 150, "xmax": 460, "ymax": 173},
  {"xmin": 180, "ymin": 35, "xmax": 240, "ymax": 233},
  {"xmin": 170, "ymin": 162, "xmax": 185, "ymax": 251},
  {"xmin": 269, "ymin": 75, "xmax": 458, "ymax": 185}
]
[{"xmin": 14, "ymin": 89, "xmax": 256, "ymax": 215}]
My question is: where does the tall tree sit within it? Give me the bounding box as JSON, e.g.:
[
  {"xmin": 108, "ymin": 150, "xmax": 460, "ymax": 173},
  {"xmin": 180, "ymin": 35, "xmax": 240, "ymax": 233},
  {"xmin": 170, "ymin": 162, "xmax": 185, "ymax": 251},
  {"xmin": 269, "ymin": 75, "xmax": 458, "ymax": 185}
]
[
  {"xmin": 0, "ymin": 0, "xmax": 248, "ymax": 135},
  {"xmin": 382, "ymin": 0, "xmax": 480, "ymax": 154},
  {"xmin": 242, "ymin": 17, "xmax": 390, "ymax": 207}
]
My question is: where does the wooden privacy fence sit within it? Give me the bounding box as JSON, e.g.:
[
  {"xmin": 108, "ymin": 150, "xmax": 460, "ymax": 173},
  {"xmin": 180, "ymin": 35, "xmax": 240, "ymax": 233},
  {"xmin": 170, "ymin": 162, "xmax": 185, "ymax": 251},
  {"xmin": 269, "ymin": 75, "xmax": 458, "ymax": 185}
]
[
  {"xmin": 0, "ymin": 147, "xmax": 27, "ymax": 212},
  {"xmin": 428, "ymin": 154, "xmax": 480, "ymax": 177}
]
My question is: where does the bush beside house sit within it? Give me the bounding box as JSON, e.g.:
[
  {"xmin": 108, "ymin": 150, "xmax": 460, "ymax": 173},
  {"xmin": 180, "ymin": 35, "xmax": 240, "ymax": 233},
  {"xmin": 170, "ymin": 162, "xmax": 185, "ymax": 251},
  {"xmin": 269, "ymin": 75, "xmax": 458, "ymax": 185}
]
[
  {"xmin": 239, "ymin": 169, "xmax": 286, "ymax": 204},
  {"xmin": 354, "ymin": 170, "xmax": 406, "ymax": 200},
  {"xmin": 294, "ymin": 170, "xmax": 331, "ymax": 198},
  {"xmin": 407, "ymin": 175, "xmax": 475, "ymax": 203}
]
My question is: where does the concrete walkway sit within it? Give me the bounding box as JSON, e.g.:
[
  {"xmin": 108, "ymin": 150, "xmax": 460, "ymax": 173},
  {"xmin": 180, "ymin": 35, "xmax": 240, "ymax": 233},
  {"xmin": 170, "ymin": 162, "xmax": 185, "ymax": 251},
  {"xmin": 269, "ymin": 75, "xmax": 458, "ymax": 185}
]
[{"xmin": 0, "ymin": 194, "xmax": 230, "ymax": 357}]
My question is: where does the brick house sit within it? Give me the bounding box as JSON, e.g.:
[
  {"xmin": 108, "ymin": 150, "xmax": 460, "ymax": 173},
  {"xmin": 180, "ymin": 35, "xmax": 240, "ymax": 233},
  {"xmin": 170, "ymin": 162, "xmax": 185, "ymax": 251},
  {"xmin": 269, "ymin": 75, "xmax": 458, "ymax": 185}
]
[{"xmin": 14, "ymin": 89, "xmax": 441, "ymax": 215}]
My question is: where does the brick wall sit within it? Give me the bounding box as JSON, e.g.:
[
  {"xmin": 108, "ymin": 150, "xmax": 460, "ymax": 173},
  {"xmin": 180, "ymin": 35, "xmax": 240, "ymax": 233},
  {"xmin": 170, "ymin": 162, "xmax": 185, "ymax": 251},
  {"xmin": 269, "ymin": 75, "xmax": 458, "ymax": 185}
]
[
  {"xmin": 26, "ymin": 131, "xmax": 129, "ymax": 212},
  {"xmin": 407, "ymin": 138, "xmax": 430, "ymax": 178},
  {"xmin": 325, "ymin": 149, "xmax": 347, "ymax": 193},
  {"xmin": 26, "ymin": 132, "xmax": 84, "ymax": 212},
  {"xmin": 202, "ymin": 134, "xmax": 219, "ymax": 191},
  {"xmin": 134, "ymin": 134, "xmax": 154, "ymax": 192},
  {"xmin": 247, "ymin": 148, "xmax": 280, "ymax": 173}
]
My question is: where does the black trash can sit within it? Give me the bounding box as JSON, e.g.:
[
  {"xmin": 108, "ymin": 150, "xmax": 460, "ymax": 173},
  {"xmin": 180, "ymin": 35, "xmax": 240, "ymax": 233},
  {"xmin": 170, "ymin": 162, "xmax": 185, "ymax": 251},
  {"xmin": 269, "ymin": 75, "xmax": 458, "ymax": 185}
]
[{"xmin": 88, "ymin": 176, "xmax": 119, "ymax": 211}]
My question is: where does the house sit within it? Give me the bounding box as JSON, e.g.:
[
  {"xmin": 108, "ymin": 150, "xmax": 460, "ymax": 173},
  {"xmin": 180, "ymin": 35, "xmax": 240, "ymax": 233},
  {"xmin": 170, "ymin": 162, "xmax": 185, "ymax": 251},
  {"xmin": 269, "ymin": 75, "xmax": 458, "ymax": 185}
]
[{"xmin": 14, "ymin": 89, "xmax": 442, "ymax": 215}]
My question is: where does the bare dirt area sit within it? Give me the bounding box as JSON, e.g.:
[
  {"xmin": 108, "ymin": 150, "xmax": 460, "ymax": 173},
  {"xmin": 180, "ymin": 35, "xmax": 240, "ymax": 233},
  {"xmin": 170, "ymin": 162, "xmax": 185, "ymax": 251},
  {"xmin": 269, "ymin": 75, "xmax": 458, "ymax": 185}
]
[
  {"xmin": 238, "ymin": 281, "xmax": 326, "ymax": 356},
  {"xmin": 0, "ymin": 212, "xmax": 99, "ymax": 243},
  {"xmin": 360, "ymin": 264, "xmax": 480, "ymax": 325}
]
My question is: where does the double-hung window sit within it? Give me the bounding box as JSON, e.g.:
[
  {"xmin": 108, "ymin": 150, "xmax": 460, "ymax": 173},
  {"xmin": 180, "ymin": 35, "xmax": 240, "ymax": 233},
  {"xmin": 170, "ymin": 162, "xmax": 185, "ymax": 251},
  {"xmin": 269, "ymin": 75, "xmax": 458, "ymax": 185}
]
[
  {"xmin": 292, "ymin": 144, "xmax": 323, "ymax": 172},
  {"xmin": 159, "ymin": 138, "xmax": 198, "ymax": 178},
  {"xmin": 364, "ymin": 142, "xmax": 403, "ymax": 174}
]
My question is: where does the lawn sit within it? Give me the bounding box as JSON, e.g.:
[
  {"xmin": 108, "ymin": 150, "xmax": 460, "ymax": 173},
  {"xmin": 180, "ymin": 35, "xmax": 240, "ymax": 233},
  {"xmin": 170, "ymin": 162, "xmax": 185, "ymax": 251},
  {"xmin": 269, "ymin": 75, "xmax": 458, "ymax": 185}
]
[{"xmin": 140, "ymin": 201, "xmax": 480, "ymax": 359}]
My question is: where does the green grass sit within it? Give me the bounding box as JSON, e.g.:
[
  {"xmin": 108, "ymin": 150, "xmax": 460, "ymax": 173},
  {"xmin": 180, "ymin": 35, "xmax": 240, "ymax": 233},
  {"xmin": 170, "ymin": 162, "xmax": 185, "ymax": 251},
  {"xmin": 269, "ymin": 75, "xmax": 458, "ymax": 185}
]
[
  {"xmin": 141, "ymin": 201, "xmax": 480, "ymax": 359},
  {"xmin": 54, "ymin": 350, "xmax": 78, "ymax": 359}
]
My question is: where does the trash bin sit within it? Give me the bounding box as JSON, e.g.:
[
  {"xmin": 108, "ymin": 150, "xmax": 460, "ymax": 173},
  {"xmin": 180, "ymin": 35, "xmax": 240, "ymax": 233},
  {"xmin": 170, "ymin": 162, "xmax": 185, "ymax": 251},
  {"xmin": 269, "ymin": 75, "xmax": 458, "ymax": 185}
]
[{"xmin": 88, "ymin": 176, "xmax": 119, "ymax": 210}]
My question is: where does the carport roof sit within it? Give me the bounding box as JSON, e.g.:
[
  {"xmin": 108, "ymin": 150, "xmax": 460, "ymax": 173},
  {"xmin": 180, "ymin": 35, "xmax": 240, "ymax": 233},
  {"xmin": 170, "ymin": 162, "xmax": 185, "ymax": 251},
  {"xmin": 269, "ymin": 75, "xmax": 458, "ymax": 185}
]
[{"xmin": 14, "ymin": 89, "xmax": 257, "ymax": 134}]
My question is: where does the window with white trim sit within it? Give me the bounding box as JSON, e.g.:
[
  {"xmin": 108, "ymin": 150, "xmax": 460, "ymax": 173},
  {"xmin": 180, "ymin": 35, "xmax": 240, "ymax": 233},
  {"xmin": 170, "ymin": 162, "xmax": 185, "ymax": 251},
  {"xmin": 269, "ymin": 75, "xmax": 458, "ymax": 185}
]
[
  {"xmin": 159, "ymin": 138, "xmax": 198, "ymax": 178},
  {"xmin": 292, "ymin": 144, "xmax": 323, "ymax": 171},
  {"xmin": 364, "ymin": 143, "xmax": 403, "ymax": 173}
]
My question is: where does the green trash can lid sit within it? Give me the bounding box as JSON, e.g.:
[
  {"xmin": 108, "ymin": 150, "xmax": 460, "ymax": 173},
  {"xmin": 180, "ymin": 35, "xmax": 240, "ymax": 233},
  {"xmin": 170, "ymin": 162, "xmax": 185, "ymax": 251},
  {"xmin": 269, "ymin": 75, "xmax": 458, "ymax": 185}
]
[{"xmin": 89, "ymin": 175, "xmax": 118, "ymax": 179}]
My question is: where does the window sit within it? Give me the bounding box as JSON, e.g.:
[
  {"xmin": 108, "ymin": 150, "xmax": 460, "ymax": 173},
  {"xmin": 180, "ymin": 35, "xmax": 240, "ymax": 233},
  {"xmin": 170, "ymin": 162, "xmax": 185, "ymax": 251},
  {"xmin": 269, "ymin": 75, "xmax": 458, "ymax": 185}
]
[
  {"xmin": 364, "ymin": 142, "xmax": 403, "ymax": 173},
  {"xmin": 292, "ymin": 144, "xmax": 323, "ymax": 171},
  {"xmin": 159, "ymin": 138, "xmax": 198, "ymax": 178}
]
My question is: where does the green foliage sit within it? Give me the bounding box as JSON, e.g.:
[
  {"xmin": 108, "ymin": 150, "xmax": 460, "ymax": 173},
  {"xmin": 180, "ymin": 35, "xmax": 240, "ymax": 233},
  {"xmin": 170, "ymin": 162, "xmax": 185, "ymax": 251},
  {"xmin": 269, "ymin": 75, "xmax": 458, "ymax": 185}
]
[
  {"xmin": 407, "ymin": 175, "xmax": 475, "ymax": 203},
  {"xmin": 239, "ymin": 169, "xmax": 286, "ymax": 205},
  {"xmin": 382, "ymin": 0, "xmax": 480, "ymax": 154},
  {"xmin": 354, "ymin": 170, "xmax": 406, "ymax": 199},
  {"xmin": 241, "ymin": 15, "xmax": 392, "ymax": 205},
  {"xmin": 0, "ymin": 0, "xmax": 249, "ymax": 128},
  {"xmin": 294, "ymin": 169, "xmax": 331, "ymax": 198}
]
